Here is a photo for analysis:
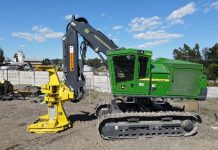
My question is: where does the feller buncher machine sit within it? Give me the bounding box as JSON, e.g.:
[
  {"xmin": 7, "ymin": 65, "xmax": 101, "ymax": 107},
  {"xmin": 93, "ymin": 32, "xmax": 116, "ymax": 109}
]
[{"xmin": 28, "ymin": 16, "xmax": 207, "ymax": 139}]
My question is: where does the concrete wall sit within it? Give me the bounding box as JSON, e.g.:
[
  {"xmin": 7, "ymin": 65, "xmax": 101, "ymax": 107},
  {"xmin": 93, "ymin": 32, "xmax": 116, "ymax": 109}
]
[
  {"xmin": 207, "ymin": 87, "xmax": 218, "ymax": 99},
  {"xmin": 0, "ymin": 70, "xmax": 111, "ymax": 92},
  {"xmin": 0, "ymin": 70, "xmax": 217, "ymax": 99}
]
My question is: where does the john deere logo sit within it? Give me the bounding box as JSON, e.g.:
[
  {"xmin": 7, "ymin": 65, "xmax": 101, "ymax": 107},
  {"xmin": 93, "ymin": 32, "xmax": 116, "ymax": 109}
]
[
  {"xmin": 84, "ymin": 28, "xmax": 89, "ymax": 33},
  {"xmin": 121, "ymin": 85, "xmax": 126, "ymax": 89}
]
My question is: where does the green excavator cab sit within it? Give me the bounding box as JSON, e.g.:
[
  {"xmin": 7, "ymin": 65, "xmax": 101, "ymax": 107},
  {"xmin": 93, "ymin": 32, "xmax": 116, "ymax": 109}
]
[{"xmin": 107, "ymin": 48, "xmax": 207, "ymax": 100}]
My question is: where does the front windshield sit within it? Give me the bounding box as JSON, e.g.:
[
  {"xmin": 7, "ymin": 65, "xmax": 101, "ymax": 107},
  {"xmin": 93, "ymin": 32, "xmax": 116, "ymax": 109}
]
[{"xmin": 113, "ymin": 55, "xmax": 135, "ymax": 82}]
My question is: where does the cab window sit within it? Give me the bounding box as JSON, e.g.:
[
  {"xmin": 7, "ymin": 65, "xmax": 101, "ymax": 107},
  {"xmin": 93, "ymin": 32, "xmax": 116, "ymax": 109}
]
[
  {"xmin": 138, "ymin": 56, "xmax": 148, "ymax": 78},
  {"xmin": 113, "ymin": 55, "xmax": 135, "ymax": 82}
]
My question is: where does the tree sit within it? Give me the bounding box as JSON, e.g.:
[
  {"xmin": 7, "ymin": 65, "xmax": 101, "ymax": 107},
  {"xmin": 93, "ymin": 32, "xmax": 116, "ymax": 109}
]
[
  {"xmin": 208, "ymin": 43, "xmax": 218, "ymax": 64},
  {"xmin": 173, "ymin": 48, "xmax": 182, "ymax": 59},
  {"xmin": 208, "ymin": 64, "xmax": 218, "ymax": 81},
  {"xmin": 202, "ymin": 47, "xmax": 210, "ymax": 66},
  {"xmin": 42, "ymin": 58, "xmax": 51, "ymax": 65},
  {"xmin": 193, "ymin": 43, "xmax": 202, "ymax": 63},
  {"xmin": 173, "ymin": 43, "xmax": 202, "ymax": 63},
  {"xmin": 173, "ymin": 43, "xmax": 218, "ymax": 83},
  {"xmin": 0, "ymin": 48, "xmax": 5, "ymax": 63},
  {"xmin": 86, "ymin": 58, "xmax": 101, "ymax": 69},
  {"xmin": 51, "ymin": 59, "xmax": 63, "ymax": 66}
]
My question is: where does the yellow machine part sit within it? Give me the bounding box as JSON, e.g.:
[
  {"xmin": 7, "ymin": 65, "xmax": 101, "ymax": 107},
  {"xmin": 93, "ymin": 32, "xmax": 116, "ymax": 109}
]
[{"xmin": 27, "ymin": 65, "xmax": 75, "ymax": 134}]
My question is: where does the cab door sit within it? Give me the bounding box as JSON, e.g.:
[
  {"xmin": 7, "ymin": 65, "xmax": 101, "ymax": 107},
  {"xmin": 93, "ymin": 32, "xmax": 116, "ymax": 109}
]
[
  {"xmin": 111, "ymin": 54, "xmax": 136, "ymax": 95},
  {"xmin": 135, "ymin": 56, "xmax": 150, "ymax": 95}
]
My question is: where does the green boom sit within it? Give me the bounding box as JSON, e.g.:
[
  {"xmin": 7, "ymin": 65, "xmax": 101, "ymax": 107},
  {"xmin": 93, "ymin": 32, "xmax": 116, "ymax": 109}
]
[{"xmin": 107, "ymin": 48, "xmax": 207, "ymax": 100}]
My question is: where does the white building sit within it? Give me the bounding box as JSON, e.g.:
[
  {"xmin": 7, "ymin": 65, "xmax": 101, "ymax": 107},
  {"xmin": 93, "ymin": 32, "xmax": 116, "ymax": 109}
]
[
  {"xmin": 14, "ymin": 50, "xmax": 25, "ymax": 62},
  {"xmin": 84, "ymin": 65, "xmax": 93, "ymax": 72}
]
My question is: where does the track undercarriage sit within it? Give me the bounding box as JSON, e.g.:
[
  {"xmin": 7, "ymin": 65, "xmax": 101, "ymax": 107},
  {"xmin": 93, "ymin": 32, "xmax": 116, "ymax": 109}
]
[{"xmin": 96, "ymin": 98, "xmax": 200, "ymax": 139}]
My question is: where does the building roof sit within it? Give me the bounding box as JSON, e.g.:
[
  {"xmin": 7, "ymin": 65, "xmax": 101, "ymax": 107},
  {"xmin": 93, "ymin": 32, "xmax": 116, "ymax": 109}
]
[{"xmin": 24, "ymin": 59, "xmax": 43, "ymax": 62}]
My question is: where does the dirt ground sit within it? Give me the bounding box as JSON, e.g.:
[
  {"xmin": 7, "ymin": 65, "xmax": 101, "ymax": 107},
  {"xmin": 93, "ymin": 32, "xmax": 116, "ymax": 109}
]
[{"xmin": 0, "ymin": 93, "xmax": 218, "ymax": 150}]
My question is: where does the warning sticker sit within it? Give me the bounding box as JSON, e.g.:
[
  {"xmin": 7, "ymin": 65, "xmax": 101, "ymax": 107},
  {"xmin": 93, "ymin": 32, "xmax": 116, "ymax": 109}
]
[{"xmin": 70, "ymin": 46, "xmax": 74, "ymax": 53}]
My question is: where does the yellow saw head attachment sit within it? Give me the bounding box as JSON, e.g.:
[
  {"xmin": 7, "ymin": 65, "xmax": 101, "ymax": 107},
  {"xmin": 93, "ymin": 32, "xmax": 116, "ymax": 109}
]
[{"xmin": 27, "ymin": 65, "xmax": 74, "ymax": 134}]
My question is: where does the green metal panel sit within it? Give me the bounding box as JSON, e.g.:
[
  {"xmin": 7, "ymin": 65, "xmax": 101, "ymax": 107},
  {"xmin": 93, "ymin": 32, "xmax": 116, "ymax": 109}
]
[
  {"xmin": 150, "ymin": 73, "xmax": 171, "ymax": 96},
  {"xmin": 108, "ymin": 49, "xmax": 152, "ymax": 96},
  {"xmin": 154, "ymin": 58, "xmax": 203, "ymax": 69},
  {"xmin": 170, "ymin": 69, "xmax": 201, "ymax": 96},
  {"xmin": 108, "ymin": 53, "xmax": 137, "ymax": 95},
  {"xmin": 135, "ymin": 55, "xmax": 151, "ymax": 95}
]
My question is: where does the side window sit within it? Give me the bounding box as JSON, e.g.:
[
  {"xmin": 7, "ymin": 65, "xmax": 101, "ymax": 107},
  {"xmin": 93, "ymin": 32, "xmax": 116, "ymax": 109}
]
[
  {"xmin": 138, "ymin": 56, "xmax": 148, "ymax": 78},
  {"xmin": 113, "ymin": 55, "xmax": 135, "ymax": 82}
]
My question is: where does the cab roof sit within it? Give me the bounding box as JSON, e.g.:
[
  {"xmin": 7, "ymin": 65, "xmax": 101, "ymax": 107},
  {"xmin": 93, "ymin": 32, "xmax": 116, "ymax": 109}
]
[
  {"xmin": 107, "ymin": 48, "xmax": 152, "ymax": 56},
  {"xmin": 153, "ymin": 58, "xmax": 203, "ymax": 69}
]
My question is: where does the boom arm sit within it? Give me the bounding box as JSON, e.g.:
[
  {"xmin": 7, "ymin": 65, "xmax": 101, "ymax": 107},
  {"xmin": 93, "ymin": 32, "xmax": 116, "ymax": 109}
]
[{"xmin": 62, "ymin": 16, "xmax": 119, "ymax": 98}]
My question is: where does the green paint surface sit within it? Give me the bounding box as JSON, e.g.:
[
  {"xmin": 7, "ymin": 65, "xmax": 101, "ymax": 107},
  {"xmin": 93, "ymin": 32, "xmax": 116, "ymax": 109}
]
[{"xmin": 107, "ymin": 48, "xmax": 207, "ymax": 99}]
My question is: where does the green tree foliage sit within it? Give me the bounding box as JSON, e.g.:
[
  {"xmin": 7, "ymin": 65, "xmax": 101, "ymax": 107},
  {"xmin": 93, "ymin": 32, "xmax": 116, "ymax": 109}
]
[
  {"xmin": 208, "ymin": 43, "xmax": 218, "ymax": 64},
  {"xmin": 42, "ymin": 58, "xmax": 62, "ymax": 70},
  {"xmin": 173, "ymin": 43, "xmax": 218, "ymax": 83},
  {"xmin": 0, "ymin": 48, "xmax": 5, "ymax": 63},
  {"xmin": 51, "ymin": 59, "xmax": 63, "ymax": 66},
  {"xmin": 42, "ymin": 58, "xmax": 51, "ymax": 65},
  {"xmin": 173, "ymin": 43, "xmax": 202, "ymax": 63},
  {"xmin": 208, "ymin": 64, "xmax": 218, "ymax": 81},
  {"xmin": 86, "ymin": 58, "xmax": 101, "ymax": 69}
]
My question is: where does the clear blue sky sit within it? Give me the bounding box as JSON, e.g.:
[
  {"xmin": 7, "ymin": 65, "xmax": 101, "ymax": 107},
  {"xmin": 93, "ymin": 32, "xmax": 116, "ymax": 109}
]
[{"xmin": 0, "ymin": 0, "xmax": 217, "ymax": 60}]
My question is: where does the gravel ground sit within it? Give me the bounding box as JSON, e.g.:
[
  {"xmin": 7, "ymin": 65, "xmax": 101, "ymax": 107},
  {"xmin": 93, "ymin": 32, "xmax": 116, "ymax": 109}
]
[{"xmin": 0, "ymin": 93, "xmax": 218, "ymax": 150}]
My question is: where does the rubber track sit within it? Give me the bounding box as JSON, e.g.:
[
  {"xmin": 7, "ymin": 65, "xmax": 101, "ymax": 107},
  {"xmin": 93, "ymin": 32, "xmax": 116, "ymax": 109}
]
[{"xmin": 98, "ymin": 111, "xmax": 199, "ymax": 139}]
